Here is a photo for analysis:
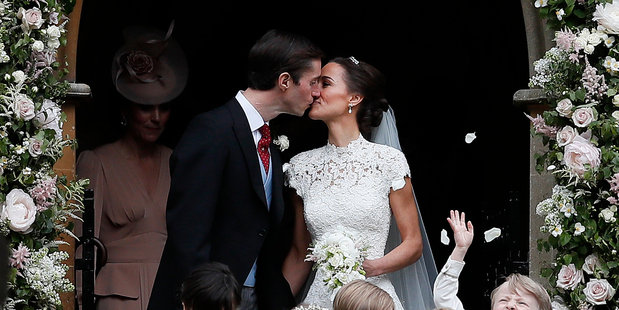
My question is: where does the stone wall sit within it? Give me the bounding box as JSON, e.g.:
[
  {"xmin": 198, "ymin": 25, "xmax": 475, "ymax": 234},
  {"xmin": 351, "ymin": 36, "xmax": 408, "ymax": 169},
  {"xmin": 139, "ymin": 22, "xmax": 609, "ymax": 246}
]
[{"xmin": 518, "ymin": 0, "xmax": 556, "ymax": 287}]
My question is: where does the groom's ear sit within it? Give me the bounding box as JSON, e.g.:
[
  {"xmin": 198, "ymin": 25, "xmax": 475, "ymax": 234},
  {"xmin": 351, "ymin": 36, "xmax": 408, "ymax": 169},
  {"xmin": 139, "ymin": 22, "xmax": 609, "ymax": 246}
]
[{"xmin": 278, "ymin": 72, "xmax": 291, "ymax": 91}]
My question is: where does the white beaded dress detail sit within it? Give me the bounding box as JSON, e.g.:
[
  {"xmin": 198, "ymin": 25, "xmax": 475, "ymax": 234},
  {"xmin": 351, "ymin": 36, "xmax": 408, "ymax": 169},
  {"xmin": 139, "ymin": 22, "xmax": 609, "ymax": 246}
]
[{"xmin": 285, "ymin": 135, "xmax": 410, "ymax": 310}]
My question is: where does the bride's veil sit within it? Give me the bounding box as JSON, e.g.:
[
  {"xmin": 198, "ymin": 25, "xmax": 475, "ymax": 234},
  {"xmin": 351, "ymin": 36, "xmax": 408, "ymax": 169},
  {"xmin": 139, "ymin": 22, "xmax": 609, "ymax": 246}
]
[{"xmin": 370, "ymin": 106, "xmax": 438, "ymax": 310}]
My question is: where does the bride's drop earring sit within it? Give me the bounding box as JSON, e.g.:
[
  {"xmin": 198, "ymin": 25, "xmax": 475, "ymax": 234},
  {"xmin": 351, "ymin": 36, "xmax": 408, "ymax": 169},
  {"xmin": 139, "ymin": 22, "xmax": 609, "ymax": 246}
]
[{"xmin": 348, "ymin": 103, "xmax": 353, "ymax": 114}]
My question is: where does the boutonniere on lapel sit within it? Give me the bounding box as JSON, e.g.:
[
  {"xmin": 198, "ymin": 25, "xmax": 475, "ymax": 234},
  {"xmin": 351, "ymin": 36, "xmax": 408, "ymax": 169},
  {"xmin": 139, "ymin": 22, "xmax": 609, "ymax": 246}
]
[{"xmin": 273, "ymin": 135, "xmax": 289, "ymax": 152}]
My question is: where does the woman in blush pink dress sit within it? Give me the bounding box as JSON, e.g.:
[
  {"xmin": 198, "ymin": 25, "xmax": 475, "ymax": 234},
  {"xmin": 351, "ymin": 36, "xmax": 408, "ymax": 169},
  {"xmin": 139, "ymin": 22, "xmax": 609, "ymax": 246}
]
[{"xmin": 76, "ymin": 22, "xmax": 187, "ymax": 310}]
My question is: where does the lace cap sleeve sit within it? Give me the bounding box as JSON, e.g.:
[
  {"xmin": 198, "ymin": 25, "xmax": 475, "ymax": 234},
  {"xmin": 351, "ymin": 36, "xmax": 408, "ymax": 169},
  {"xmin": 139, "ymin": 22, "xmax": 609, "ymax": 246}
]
[
  {"xmin": 284, "ymin": 154, "xmax": 306, "ymax": 198},
  {"xmin": 385, "ymin": 147, "xmax": 411, "ymax": 191}
]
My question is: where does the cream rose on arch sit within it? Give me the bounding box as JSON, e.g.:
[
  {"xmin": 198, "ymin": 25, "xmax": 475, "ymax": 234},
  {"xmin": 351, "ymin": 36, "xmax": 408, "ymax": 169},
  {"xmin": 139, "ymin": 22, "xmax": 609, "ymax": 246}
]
[
  {"xmin": 563, "ymin": 134, "xmax": 601, "ymax": 177},
  {"xmin": 572, "ymin": 107, "xmax": 596, "ymax": 127},
  {"xmin": 13, "ymin": 93, "xmax": 36, "ymax": 121},
  {"xmin": 556, "ymin": 263, "xmax": 583, "ymax": 290},
  {"xmin": 583, "ymin": 279, "xmax": 616, "ymax": 305},
  {"xmin": 556, "ymin": 126, "xmax": 577, "ymax": 147},
  {"xmin": 556, "ymin": 98, "xmax": 573, "ymax": 117},
  {"xmin": 16, "ymin": 7, "xmax": 44, "ymax": 34},
  {"xmin": 1, "ymin": 189, "xmax": 38, "ymax": 234}
]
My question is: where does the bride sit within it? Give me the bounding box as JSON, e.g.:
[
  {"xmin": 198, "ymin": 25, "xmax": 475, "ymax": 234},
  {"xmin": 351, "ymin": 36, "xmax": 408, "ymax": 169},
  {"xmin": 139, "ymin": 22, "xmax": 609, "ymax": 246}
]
[{"xmin": 283, "ymin": 57, "xmax": 435, "ymax": 310}]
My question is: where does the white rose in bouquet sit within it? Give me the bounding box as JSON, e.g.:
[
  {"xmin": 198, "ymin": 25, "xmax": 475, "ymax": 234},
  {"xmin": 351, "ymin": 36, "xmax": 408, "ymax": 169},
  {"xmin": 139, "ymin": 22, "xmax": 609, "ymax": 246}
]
[
  {"xmin": 1, "ymin": 189, "xmax": 37, "ymax": 233},
  {"xmin": 584, "ymin": 279, "xmax": 616, "ymax": 305}
]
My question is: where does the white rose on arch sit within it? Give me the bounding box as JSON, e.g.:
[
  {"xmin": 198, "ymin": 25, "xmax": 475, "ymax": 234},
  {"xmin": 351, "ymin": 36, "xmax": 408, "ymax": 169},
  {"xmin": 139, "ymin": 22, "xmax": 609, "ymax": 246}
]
[
  {"xmin": 35, "ymin": 99, "xmax": 63, "ymax": 139},
  {"xmin": 594, "ymin": 1, "xmax": 619, "ymax": 35},
  {"xmin": 583, "ymin": 254, "xmax": 602, "ymax": 275},
  {"xmin": 1, "ymin": 189, "xmax": 37, "ymax": 234},
  {"xmin": 556, "ymin": 98, "xmax": 573, "ymax": 117}
]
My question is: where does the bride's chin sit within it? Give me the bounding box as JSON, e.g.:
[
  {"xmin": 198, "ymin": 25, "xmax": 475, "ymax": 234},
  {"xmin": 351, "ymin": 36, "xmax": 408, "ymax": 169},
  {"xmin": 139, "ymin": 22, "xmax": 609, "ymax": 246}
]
[{"xmin": 308, "ymin": 113, "xmax": 321, "ymax": 121}]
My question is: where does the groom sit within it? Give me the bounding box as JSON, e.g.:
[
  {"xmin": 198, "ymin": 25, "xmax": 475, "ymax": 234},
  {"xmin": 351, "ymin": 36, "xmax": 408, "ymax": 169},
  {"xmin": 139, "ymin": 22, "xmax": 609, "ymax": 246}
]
[{"xmin": 148, "ymin": 29, "xmax": 324, "ymax": 310}]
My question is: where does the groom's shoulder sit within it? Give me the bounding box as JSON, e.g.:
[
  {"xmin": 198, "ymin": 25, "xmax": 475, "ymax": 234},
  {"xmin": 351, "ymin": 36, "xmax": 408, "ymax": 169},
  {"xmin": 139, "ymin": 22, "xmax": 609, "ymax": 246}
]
[{"xmin": 188, "ymin": 99, "xmax": 237, "ymax": 128}]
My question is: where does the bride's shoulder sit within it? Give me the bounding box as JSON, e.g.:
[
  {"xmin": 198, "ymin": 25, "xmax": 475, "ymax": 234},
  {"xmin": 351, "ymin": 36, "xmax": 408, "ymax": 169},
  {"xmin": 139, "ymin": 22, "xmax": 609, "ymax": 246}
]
[
  {"xmin": 289, "ymin": 147, "xmax": 323, "ymax": 163},
  {"xmin": 367, "ymin": 141, "xmax": 406, "ymax": 159}
]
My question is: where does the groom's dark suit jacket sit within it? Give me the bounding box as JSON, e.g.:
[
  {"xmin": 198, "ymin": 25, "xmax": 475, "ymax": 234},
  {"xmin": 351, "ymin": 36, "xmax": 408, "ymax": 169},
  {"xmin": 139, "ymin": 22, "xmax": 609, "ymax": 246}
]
[{"xmin": 148, "ymin": 99, "xmax": 296, "ymax": 310}]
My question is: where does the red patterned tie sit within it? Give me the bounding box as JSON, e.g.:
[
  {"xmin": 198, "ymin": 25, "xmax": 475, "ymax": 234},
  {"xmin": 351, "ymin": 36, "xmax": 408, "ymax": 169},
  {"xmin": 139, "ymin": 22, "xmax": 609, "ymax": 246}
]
[{"xmin": 258, "ymin": 124, "xmax": 271, "ymax": 173}]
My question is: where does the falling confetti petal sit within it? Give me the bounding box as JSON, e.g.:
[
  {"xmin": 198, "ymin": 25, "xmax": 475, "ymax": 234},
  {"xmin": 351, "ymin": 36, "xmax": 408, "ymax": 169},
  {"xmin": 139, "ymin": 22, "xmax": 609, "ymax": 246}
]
[
  {"xmin": 465, "ymin": 132, "xmax": 477, "ymax": 144},
  {"xmin": 484, "ymin": 227, "xmax": 501, "ymax": 242},
  {"xmin": 440, "ymin": 229, "xmax": 450, "ymax": 245},
  {"xmin": 547, "ymin": 165, "xmax": 556, "ymax": 171}
]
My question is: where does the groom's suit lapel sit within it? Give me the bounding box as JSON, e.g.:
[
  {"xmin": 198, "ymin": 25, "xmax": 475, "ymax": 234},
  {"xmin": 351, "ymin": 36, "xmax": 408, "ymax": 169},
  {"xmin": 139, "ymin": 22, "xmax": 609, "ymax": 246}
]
[{"xmin": 227, "ymin": 99, "xmax": 269, "ymax": 208}]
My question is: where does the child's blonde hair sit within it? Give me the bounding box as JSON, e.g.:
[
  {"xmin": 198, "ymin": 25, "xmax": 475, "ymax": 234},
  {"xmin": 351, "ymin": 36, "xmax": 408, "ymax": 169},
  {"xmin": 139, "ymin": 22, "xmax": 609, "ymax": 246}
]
[{"xmin": 333, "ymin": 280, "xmax": 395, "ymax": 310}]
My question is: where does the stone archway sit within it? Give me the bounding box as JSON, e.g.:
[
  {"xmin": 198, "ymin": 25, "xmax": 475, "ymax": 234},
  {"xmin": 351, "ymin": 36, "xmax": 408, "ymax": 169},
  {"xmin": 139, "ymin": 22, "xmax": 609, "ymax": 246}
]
[
  {"xmin": 55, "ymin": 0, "xmax": 91, "ymax": 308},
  {"xmin": 515, "ymin": 0, "xmax": 555, "ymax": 288}
]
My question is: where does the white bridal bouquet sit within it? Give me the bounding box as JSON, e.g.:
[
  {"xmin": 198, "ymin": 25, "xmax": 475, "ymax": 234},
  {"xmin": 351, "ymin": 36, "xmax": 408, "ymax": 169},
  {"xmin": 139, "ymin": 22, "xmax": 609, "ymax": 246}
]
[{"xmin": 305, "ymin": 228, "xmax": 368, "ymax": 299}]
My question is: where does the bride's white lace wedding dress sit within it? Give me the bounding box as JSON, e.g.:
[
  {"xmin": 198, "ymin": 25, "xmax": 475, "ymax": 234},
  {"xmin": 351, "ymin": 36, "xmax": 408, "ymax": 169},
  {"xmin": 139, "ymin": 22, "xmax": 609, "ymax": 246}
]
[{"xmin": 285, "ymin": 134, "xmax": 410, "ymax": 310}]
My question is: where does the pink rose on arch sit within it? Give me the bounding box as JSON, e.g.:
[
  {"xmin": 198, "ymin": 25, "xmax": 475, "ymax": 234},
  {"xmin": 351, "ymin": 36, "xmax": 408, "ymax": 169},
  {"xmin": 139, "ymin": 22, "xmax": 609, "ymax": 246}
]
[
  {"xmin": 572, "ymin": 107, "xmax": 596, "ymax": 128},
  {"xmin": 556, "ymin": 263, "xmax": 583, "ymax": 290},
  {"xmin": 557, "ymin": 126, "xmax": 577, "ymax": 147},
  {"xmin": 14, "ymin": 94, "xmax": 36, "ymax": 121},
  {"xmin": 16, "ymin": 7, "xmax": 44, "ymax": 34},
  {"xmin": 584, "ymin": 279, "xmax": 616, "ymax": 305},
  {"xmin": 563, "ymin": 134, "xmax": 601, "ymax": 177}
]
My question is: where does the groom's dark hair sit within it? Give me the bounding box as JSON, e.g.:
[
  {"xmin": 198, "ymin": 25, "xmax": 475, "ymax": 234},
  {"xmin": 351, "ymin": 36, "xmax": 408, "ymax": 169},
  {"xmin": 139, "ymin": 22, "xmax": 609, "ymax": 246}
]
[{"xmin": 247, "ymin": 29, "xmax": 324, "ymax": 90}]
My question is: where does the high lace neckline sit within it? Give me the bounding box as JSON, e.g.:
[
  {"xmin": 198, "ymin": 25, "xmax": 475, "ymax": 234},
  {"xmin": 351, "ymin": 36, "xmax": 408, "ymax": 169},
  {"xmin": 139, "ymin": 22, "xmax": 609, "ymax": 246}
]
[{"xmin": 325, "ymin": 134, "xmax": 366, "ymax": 155}]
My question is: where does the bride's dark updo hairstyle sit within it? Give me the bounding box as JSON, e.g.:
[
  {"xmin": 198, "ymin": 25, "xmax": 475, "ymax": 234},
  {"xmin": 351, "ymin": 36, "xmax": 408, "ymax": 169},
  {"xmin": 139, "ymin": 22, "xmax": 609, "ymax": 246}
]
[{"xmin": 330, "ymin": 57, "xmax": 389, "ymax": 133}]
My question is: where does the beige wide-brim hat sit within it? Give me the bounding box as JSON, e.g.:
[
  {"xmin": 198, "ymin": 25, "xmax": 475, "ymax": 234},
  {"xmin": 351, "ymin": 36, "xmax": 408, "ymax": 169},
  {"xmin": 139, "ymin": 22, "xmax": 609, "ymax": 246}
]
[{"xmin": 111, "ymin": 22, "xmax": 188, "ymax": 105}]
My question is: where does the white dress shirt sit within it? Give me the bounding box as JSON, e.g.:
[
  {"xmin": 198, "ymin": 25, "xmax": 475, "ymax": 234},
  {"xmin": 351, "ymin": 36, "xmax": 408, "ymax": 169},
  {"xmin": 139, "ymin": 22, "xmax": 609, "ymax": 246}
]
[
  {"xmin": 433, "ymin": 257, "xmax": 466, "ymax": 310},
  {"xmin": 235, "ymin": 90, "xmax": 272, "ymax": 287}
]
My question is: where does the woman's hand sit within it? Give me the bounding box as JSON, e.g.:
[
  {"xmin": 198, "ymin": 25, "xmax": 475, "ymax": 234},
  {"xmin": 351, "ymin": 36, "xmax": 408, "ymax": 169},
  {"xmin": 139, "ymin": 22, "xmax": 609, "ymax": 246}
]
[{"xmin": 361, "ymin": 258, "xmax": 382, "ymax": 278}]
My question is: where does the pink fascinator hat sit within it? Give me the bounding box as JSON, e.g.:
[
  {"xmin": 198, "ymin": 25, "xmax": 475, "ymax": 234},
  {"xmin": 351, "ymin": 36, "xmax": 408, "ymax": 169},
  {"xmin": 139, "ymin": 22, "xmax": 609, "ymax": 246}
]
[{"xmin": 111, "ymin": 21, "xmax": 188, "ymax": 105}]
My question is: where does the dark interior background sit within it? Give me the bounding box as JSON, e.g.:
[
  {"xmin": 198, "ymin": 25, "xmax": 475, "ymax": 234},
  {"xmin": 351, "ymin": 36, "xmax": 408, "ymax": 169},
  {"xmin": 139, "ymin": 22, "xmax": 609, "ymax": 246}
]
[{"xmin": 76, "ymin": 1, "xmax": 531, "ymax": 307}]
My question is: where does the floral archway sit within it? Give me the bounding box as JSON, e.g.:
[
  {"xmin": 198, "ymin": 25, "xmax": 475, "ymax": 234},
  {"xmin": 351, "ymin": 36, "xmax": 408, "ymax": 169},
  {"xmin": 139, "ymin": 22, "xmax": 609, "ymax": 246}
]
[
  {"xmin": 0, "ymin": 0, "xmax": 86, "ymax": 309},
  {"xmin": 528, "ymin": 0, "xmax": 619, "ymax": 308}
]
